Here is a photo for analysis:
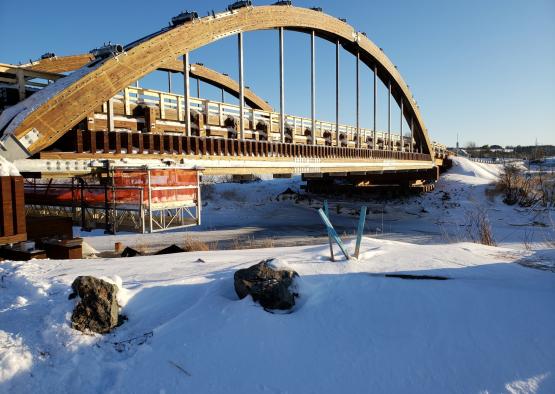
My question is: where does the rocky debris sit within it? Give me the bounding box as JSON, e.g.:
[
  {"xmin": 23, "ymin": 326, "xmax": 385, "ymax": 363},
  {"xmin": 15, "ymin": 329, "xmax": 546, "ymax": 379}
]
[
  {"xmin": 154, "ymin": 244, "xmax": 185, "ymax": 255},
  {"xmin": 69, "ymin": 276, "xmax": 119, "ymax": 334},
  {"xmin": 121, "ymin": 246, "xmax": 141, "ymax": 258},
  {"xmin": 277, "ymin": 187, "xmax": 299, "ymax": 201},
  {"xmin": 234, "ymin": 259, "xmax": 299, "ymax": 310}
]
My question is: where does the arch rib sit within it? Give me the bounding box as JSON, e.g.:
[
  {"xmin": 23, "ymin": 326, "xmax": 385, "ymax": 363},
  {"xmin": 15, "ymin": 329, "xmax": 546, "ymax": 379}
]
[
  {"xmin": 1, "ymin": 5, "xmax": 432, "ymax": 158},
  {"xmin": 19, "ymin": 55, "xmax": 272, "ymax": 111}
]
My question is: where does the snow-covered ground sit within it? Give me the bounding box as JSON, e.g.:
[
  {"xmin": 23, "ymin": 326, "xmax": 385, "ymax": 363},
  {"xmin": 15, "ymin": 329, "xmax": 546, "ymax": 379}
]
[
  {"xmin": 81, "ymin": 156, "xmax": 554, "ymax": 255},
  {"xmin": 1, "ymin": 157, "xmax": 554, "ymax": 393}
]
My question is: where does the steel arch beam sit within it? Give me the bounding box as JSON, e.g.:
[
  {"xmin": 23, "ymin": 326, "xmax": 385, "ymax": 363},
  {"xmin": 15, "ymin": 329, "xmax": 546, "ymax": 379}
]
[{"xmin": 1, "ymin": 5, "xmax": 432, "ymax": 158}]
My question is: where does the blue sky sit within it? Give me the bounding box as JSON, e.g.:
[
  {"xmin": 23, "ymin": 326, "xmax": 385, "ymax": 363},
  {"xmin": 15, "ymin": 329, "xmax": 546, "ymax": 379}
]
[{"xmin": 1, "ymin": 0, "xmax": 553, "ymax": 147}]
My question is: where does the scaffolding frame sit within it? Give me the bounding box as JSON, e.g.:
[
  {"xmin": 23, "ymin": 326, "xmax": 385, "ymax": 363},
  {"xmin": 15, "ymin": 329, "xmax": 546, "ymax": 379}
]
[{"xmin": 24, "ymin": 167, "xmax": 201, "ymax": 234}]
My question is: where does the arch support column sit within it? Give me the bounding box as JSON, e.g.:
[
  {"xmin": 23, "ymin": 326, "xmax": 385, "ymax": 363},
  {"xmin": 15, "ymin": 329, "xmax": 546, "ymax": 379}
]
[
  {"xmin": 238, "ymin": 32, "xmax": 245, "ymax": 140},
  {"xmin": 183, "ymin": 53, "xmax": 191, "ymax": 137},
  {"xmin": 373, "ymin": 64, "xmax": 377, "ymax": 150},
  {"xmin": 387, "ymin": 81, "xmax": 392, "ymax": 150},
  {"xmin": 356, "ymin": 50, "xmax": 360, "ymax": 148},
  {"xmin": 279, "ymin": 27, "xmax": 285, "ymax": 143},
  {"xmin": 400, "ymin": 99, "xmax": 404, "ymax": 152},
  {"xmin": 310, "ymin": 30, "xmax": 316, "ymax": 145},
  {"xmin": 335, "ymin": 39, "xmax": 340, "ymax": 147}
]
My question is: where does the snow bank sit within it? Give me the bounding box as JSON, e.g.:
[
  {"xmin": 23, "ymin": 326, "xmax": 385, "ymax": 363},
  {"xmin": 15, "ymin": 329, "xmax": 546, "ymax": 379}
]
[
  {"xmin": 0, "ymin": 155, "xmax": 20, "ymax": 176},
  {"xmin": 450, "ymin": 156, "xmax": 501, "ymax": 182},
  {"xmin": 1, "ymin": 238, "xmax": 553, "ymax": 393}
]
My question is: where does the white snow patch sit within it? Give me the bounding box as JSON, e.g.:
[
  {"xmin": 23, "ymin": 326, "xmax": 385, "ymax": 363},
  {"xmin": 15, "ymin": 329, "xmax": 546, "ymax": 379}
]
[
  {"xmin": 266, "ymin": 257, "xmax": 293, "ymax": 271},
  {"xmin": 449, "ymin": 156, "xmax": 501, "ymax": 183},
  {"xmin": 0, "ymin": 155, "xmax": 20, "ymax": 176},
  {"xmin": 0, "ymin": 331, "xmax": 33, "ymax": 383}
]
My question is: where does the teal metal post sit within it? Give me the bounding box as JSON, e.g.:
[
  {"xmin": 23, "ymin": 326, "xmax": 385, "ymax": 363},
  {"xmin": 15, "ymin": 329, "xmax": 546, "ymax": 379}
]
[
  {"xmin": 354, "ymin": 206, "xmax": 367, "ymax": 258},
  {"xmin": 318, "ymin": 208, "xmax": 350, "ymax": 260},
  {"xmin": 323, "ymin": 200, "xmax": 335, "ymax": 262}
]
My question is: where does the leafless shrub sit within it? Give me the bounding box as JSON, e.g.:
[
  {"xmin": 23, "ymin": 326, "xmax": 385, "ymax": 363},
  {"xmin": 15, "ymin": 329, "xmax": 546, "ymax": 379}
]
[
  {"xmin": 484, "ymin": 185, "xmax": 503, "ymax": 202},
  {"xmin": 438, "ymin": 223, "xmax": 460, "ymax": 244},
  {"xmin": 465, "ymin": 208, "xmax": 496, "ymax": 246},
  {"xmin": 522, "ymin": 229, "xmax": 534, "ymax": 251},
  {"xmin": 498, "ymin": 164, "xmax": 526, "ymax": 205},
  {"xmin": 497, "ymin": 163, "xmax": 555, "ymax": 207}
]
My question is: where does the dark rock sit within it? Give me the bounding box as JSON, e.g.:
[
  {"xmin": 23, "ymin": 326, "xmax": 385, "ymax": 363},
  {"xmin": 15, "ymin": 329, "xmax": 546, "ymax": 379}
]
[
  {"xmin": 234, "ymin": 259, "xmax": 299, "ymax": 310},
  {"xmin": 121, "ymin": 246, "xmax": 141, "ymax": 258},
  {"xmin": 154, "ymin": 244, "xmax": 185, "ymax": 255},
  {"xmin": 69, "ymin": 276, "xmax": 119, "ymax": 334},
  {"xmin": 281, "ymin": 187, "xmax": 296, "ymax": 195},
  {"xmin": 277, "ymin": 187, "xmax": 299, "ymax": 201}
]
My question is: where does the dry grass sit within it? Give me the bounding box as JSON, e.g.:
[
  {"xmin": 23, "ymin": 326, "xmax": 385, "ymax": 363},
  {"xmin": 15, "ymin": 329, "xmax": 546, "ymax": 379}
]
[
  {"xmin": 231, "ymin": 236, "xmax": 275, "ymax": 250},
  {"xmin": 465, "ymin": 207, "xmax": 497, "ymax": 246},
  {"xmin": 182, "ymin": 236, "xmax": 211, "ymax": 252}
]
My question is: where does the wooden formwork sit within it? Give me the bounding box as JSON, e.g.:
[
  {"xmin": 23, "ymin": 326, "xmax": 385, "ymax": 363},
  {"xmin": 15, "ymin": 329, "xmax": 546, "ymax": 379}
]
[{"xmin": 0, "ymin": 176, "xmax": 27, "ymax": 245}]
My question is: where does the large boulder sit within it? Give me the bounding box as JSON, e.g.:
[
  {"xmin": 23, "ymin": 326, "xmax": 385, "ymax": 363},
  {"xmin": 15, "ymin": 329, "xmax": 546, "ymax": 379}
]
[
  {"xmin": 69, "ymin": 276, "xmax": 119, "ymax": 334},
  {"xmin": 234, "ymin": 260, "xmax": 299, "ymax": 310}
]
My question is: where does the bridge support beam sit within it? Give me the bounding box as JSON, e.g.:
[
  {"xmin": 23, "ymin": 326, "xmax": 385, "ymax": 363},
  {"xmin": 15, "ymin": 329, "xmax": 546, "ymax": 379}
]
[
  {"xmin": 183, "ymin": 53, "xmax": 191, "ymax": 137},
  {"xmin": 410, "ymin": 116, "xmax": 414, "ymax": 152},
  {"xmin": 311, "ymin": 30, "xmax": 316, "ymax": 145},
  {"xmin": 388, "ymin": 80, "xmax": 391, "ymax": 150},
  {"xmin": 16, "ymin": 69, "xmax": 26, "ymax": 101},
  {"xmin": 355, "ymin": 50, "xmax": 361, "ymax": 148},
  {"xmin": 356, "ymin": 50, "xmax": 360, "ymax": 148},
  {"xmin": 238, "ymin": 32, "xmax": 245, "ymax": 140},
  {"xmin": 400, "ymin": 99, "xmax": 404, "ymax": 152},
  {"xmin": 335, "ymin": 39, "xmax": 340, "ymax": 147},
  {"xmin": 279, "ymin": 27, "xmax": 285, "ymax": 143},
  {"xmin": 373, "ymin": 64, "xmax": 377, "ymax": 150}
]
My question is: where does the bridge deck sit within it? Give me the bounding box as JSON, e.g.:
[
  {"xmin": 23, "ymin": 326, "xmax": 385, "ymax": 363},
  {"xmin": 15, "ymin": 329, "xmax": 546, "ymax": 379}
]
[{"xmin": 30, "ymin": 131, "xmax": 433, "ymax": 176}]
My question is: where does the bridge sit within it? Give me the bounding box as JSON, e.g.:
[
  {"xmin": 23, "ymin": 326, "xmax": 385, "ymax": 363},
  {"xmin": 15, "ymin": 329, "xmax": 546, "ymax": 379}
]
[{"xmin": 0, "ymin": 4, "xmax": 449, "ymax": 184}]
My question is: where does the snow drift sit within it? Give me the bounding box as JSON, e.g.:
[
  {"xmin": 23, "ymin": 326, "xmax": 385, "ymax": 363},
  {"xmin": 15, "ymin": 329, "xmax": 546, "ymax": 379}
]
[{"xmin": 0, "ymin": 239, "xmax": 554, "ymax": 394}]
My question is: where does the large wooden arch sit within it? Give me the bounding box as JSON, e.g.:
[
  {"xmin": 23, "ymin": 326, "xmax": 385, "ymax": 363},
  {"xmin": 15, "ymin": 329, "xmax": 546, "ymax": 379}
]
[
  {"xmin": 1, "ymin": 5, "xmax": 432, "ymax": 158},
  {"xmin": 21, "ymin": 55, "xmax": 272, "ymax": 111}
]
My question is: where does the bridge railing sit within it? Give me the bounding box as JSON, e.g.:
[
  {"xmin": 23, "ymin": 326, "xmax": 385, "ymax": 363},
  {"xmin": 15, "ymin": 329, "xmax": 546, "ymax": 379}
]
[{"xmin": 113, "ymin": 86, "xmax": 416, "ymax": 151}]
